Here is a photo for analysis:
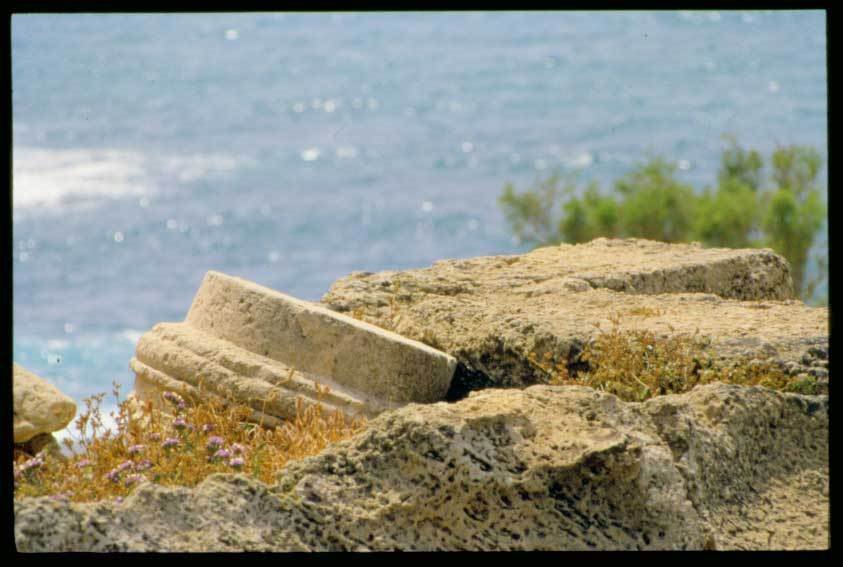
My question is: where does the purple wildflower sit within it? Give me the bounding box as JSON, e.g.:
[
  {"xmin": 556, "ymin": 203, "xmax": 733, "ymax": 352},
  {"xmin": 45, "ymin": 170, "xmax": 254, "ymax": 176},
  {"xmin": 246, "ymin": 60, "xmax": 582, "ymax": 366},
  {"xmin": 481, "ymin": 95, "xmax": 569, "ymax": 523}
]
[
  {"xmin": 135, "ymin": 459, "xmax": 153, "ymax": 471},
  {"xmin": 230, "ymin": 443, "xmax": 246, "ymax": 455},
  {"xmin": 147, "ymin": 432, "xmax": 162, "ymax": 442},
  {"xmin": 172, "ymin": 417, "xmax": 188, "ymax": 430},
  {"xmin": 201, "ymin": 423, "xmax": 215, "ymax": 434},
  {"xmin": 212, "ymin": 448, "xmax": 232, "ymax": 461},
  {"xmin": 206, "ymin": 436, "xmax": 224, "ymax": 451},
  {"xmin": 161, "ymin": 437, "xmax": 180, "ymax": 449},
  {"xmin": 116, "ymin": 460, "xmax": 134, "ymax": 473},
  {"xmin": 162, "ymin": 391, "xmax": 184, "ymax": 406},
  {"xmin": 127, "ymin": 444, "xmax": 144, "ymax": 455},
  {"xmin": 75, "ymin": 459, "xmax": 93, "ymax": 469},
  {"xmin": 105, "ymin": 469, "xmax": 121, "ymax": 483},
  {"xmin": 228, "ymin": 457, "xmax": 245, "ymax": 469}
]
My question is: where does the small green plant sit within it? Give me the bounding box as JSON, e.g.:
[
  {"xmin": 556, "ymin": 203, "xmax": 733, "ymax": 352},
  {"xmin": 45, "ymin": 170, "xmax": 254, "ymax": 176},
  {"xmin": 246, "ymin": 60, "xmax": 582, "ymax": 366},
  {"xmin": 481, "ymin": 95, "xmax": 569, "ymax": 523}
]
[
  {"xmin": 498, "ymin": 138, "xmax": 827, "ymax": 302},
  {"xmin": 13, "ymin": 382, "xmax": 366, "ymax": 503}
]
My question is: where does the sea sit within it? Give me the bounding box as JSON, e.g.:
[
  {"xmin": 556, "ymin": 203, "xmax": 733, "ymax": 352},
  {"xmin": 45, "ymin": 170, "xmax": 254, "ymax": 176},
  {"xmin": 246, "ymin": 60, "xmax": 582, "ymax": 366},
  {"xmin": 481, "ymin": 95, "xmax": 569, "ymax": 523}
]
[{"xmin": 11, "ymin": 11, "xmax": 828, "ymax": 432}]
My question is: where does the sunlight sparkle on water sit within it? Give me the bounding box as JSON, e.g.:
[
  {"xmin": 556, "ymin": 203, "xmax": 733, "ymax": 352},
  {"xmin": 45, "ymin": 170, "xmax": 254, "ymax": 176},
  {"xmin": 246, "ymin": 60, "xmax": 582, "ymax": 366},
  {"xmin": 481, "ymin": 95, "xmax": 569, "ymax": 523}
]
[{"xmin": 301, "ymin": 148, "xmax": 321, "ymax": 161}]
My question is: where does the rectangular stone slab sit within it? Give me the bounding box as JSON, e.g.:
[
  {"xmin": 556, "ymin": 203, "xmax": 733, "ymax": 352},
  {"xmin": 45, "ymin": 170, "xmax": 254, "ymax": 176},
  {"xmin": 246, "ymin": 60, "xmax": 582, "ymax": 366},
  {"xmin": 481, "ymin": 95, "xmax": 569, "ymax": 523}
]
[
  {"xmin": 130, "ymin": 322, "xmax": 391, "ymax": 426},
  {"xmin": 322, "ymin": 238, "xmax": 827, "ymax": 395},
  {"xmin": 131, "ymin": 271, "xmax": 457, "ymax": 422}
]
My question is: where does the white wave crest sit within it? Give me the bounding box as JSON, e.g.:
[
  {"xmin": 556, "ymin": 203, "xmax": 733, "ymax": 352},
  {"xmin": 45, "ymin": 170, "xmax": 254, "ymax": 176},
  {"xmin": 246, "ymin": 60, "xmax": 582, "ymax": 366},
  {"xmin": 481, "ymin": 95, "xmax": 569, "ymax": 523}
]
[{"xmin": 13, "ymin": 147, "xmax": 151, "ymax": 209}]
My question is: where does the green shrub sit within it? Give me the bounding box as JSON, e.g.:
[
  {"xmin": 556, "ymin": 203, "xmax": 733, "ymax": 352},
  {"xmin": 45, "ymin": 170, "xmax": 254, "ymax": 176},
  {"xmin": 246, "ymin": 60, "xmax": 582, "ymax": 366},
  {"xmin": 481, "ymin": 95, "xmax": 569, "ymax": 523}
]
[
  {"xmin": 613, "ymin": 157, "xmax": 698, "ymax": 243},
  {"xmin": 498, "ymin": 138, "xmax": 826, "ymax": 302}
]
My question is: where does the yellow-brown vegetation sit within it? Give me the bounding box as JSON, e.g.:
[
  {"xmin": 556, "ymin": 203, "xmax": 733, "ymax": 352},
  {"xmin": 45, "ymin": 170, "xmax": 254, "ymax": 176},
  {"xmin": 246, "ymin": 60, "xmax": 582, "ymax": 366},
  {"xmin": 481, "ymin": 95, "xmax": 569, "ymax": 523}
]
[
  {"xmin": 13, "ymin": 382, "xmax": 366, "ymax": 503},
  {"xmin": 539, "ymin": 313, "xmax": 820, "ymax": 401}
]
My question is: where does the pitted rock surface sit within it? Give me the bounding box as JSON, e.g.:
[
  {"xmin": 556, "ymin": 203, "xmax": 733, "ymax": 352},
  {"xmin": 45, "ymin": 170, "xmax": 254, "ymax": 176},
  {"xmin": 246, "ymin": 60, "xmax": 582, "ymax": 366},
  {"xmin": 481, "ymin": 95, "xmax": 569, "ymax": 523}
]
[
  {"xmin": 322, "ymin": 239, "xmax": 827, "ymax": 394},
  {"xmin": 15, "ymin": 383, "xmax": 828, "ymax": 551}
]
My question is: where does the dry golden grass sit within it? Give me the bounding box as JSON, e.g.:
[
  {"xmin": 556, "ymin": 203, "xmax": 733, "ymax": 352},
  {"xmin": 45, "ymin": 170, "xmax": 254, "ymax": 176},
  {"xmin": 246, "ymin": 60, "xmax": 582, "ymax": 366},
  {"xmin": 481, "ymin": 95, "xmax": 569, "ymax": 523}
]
[
  {"xmin": 539, "ymin": 313, "xmax": 820, "ymax": 401},
  {"xmin": 348, "ymin": 279, "xmax": 405, "ymax": 332},
  {"xmin": 13, "ymin": 382, "xmax": 366, "ymax": 504},
  {"xmin": 625, "ymin": 306, "xmax": 666, "ymax": 318}
]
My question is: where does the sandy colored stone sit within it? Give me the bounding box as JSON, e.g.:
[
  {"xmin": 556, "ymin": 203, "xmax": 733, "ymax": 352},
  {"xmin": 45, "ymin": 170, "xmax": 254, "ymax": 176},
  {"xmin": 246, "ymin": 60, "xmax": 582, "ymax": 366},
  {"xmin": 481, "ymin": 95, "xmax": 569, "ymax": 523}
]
[
  {"xmin": 130, "ymin": 271, "xmax": 457, "ymax": 422},
  {"xmin": 13, "ymin": 364, "xmax": 77, "ymax": 444},
  {"xmin": 14, "ymin": 383, "xmax": 828, "ymax": 551},
  {"xmin": 322, "ymin": 238, "xmax": 827, "ymax": 395}
]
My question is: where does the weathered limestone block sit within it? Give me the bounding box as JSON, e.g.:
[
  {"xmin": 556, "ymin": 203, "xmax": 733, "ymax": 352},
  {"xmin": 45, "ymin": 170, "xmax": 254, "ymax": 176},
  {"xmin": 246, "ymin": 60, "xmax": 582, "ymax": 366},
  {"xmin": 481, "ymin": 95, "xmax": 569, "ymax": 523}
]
[
  {"xmin": 130, "ymin": 271, "xmax": 457, "ymax": 422},
  {"xmin": 322, "ymin": 238, "xmax": 827, "ymax": 395},
  {"xmin": 14, "ymin": 383, "xmax": 828, "ymax": 551},
  {"xmin": 13, "ymin": 363, "xmax": 76, "ymax": 444}
]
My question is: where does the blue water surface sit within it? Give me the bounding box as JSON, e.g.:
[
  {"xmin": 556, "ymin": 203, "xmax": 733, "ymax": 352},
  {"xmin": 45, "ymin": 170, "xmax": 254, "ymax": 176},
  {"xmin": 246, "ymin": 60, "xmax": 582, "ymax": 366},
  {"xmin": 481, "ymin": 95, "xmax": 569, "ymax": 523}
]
[{"xmin": 12, "ymin": 11, "xmax": 828, "ymax": 413}]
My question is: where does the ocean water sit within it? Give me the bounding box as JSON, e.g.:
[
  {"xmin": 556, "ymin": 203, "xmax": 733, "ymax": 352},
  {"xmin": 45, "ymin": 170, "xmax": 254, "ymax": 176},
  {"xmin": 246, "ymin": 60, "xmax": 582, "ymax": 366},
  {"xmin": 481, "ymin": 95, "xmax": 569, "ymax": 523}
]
[{"xmin": 12, "ymin": 11, "xmax": 828, "ymax": 423}]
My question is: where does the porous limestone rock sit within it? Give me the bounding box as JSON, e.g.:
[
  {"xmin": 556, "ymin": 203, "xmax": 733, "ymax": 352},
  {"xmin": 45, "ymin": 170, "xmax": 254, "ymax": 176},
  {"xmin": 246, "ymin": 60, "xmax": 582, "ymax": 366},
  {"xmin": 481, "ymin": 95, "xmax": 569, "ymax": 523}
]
[
  {"xmin": 321, "ymin": 238, "xmax": 827, "ymax": 396},
  {"xmin": 13, "ymin": 364, "xmax": 76, "ymax": 444},
  {"xmin": 129, "ymin": 271, "xmax": 457, "ymax": 423},
  {"xmin": 14, "ymin": 383, "xmax": 828, "ymax": 551}
]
